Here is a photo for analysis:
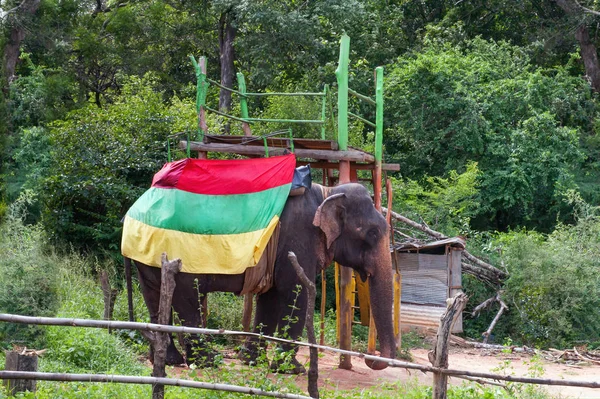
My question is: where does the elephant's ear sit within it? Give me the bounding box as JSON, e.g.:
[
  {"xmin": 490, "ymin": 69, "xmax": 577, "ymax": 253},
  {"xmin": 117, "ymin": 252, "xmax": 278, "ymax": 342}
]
[{"xmin": 312, "ymin": 193, "xmax": 346, "ymax": 249}]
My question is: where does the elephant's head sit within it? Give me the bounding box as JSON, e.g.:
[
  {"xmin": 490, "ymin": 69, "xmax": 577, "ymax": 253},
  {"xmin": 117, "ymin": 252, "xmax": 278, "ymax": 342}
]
[{"xmin": 313, "ymin": 183, "xmax": 395, "ymax": 370}]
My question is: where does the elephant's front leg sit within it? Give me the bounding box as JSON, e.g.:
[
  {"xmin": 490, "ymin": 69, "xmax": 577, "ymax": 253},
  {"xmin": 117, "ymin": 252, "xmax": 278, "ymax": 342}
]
[{"xmin": 270, "ymin": 287, "xmax": 308, "ymax": 374}]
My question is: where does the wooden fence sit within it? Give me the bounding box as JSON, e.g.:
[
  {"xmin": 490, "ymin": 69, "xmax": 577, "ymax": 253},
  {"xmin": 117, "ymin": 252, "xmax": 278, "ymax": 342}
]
[{"xmin": 2, "ymin": 306, "xmax": 600, "ymax": 399}]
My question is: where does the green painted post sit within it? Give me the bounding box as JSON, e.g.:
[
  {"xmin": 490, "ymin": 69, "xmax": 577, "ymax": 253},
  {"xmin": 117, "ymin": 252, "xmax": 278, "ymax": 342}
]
[
  {"xmin": 335, "ymin": 34, "xmax": 350, "ymax": 151},
  {"xmin": 237, "ymin": 72, "xmax": 252, "ymax": 136},
  {"xmin": 189, "ymin": 55, "xmax": 209, "ymax": 139},
  {"xmin": 237, "ymin": 72, "xmax": 249, "ymax": 119},
  {"xmin": 375, "ymin": 66, "xmax": 384, "ymax": 164},
  {"xmin": 321, "ymin": 84, "xmax": 328, "ymax": 140}
]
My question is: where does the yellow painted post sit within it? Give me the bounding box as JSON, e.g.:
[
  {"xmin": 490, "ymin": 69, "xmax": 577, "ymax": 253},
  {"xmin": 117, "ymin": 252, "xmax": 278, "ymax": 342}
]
[
  {"xmin": 337, "ymin": 159, "xmax": 353, "ymax": 369},
  {"xmin": 394, "ymin": 271, "xmax": 402, "ymax": 347},
  {"xmin": 334, "ymin": 262, "xmax": 341, "ymax": 344},
  {"xmin": 354, "ymin": 272, "xmax": 370, "ymax": 326}
]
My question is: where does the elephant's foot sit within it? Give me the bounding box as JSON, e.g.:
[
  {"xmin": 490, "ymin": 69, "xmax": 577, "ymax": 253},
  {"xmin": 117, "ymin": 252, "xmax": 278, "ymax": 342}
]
[
  {"xmin": 165, "ymin": 346, "xmax": 185, "ymax": 365},
  {"xmin": 149, "ymin": 341, "xmax": 185, "ymax": 366},
  {"xmin": 270, "ymin": 356, "xmax": 306, "ymax": 375}
]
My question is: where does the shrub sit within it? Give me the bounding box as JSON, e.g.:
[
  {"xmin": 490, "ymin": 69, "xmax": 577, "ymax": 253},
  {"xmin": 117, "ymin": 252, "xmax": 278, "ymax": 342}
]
[
  {"xmin": 0, "ymin": 192, "xmax": 59, "ymax": 348},
  {"xmin": 484, "ymin": 193, "xmax": 600, "ymax": 347}
]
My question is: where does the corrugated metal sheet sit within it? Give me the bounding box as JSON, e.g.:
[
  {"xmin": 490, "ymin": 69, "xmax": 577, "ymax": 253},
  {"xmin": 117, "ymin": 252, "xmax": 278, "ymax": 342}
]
[
  {"xmin": 400, "ymin": 303, "xmax": 463, "ymax": 334},
  {"xmin": 393, "ymin": 237, "xmax": 466, "ymax": 253},
  {"xmin": 398, "ymin": 253, "xmax": 448, "ymax": 306}
]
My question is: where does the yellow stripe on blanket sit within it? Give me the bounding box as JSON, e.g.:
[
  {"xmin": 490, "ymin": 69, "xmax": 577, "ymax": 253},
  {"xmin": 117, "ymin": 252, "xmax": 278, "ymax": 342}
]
[{"xmin": 122, "ymin": 215, "xmax": 280, "ymax": 274}]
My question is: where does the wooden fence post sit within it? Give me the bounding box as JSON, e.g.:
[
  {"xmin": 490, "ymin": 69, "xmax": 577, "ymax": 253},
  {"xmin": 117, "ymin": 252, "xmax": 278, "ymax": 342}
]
[
  {"xmin": 4, "ymin": 350, "xmax": 38, "ymax": 395},
  {"xmin": 138, "ymin": 253, "xmax": 181, "ymax": 399},
  {"xmin": 429, "ymin": 293, "xmax": 468, "ymax": 399}
]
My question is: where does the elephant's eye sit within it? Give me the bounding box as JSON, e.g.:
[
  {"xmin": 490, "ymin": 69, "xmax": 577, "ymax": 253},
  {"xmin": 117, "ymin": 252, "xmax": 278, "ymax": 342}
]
[{"xmin": 365, "ymin": 228, "xmax": 379, "ymax": 245}]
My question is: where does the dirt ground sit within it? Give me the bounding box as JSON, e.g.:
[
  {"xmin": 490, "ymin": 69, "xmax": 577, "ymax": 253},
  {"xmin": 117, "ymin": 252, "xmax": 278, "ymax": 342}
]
[
  {"xmin": 290, "ymin": 346, "xmax": 600, "ymax": 398},
  {"xmin": 170, "ymin": 346, "xmax": 600, "ymax": 398}
]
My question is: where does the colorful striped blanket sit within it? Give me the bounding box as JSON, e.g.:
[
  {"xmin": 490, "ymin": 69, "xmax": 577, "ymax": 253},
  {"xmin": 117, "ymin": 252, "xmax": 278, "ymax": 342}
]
[{"xmin": 121, "ymin": 154, "xmax": 296, "ymax": 274}]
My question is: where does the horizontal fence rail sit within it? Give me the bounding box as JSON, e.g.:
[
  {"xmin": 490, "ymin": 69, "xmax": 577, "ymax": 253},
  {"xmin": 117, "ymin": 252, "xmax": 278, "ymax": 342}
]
[
  {"xmin": 1, "ymin": 313, "xmax": 600, "ymax": 390},
  {"xmin": 0, "ymin": 371, "xmax": 312, "ymax": 399}
]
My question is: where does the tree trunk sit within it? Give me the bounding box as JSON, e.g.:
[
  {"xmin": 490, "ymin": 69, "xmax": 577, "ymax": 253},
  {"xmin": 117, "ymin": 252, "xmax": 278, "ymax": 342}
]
[
  {"xmin": 575, "ymin": 25, "xmax": 600, "ymax": 92},
  {"xmin": 555, "ymin": 0, "xmax": 600, "ymax": 92},
  {"xmin": 218, "ymin": 9, "xmax": 237, "ymax": 133},
  {"xmin": 2, "ymin": 0, "xmax": 42, "ymax": 90}
]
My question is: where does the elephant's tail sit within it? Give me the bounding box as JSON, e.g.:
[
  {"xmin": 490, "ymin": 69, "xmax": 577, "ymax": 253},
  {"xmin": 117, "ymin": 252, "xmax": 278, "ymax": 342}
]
[{"xmin": 124, "ymin": 257, "xmax": 135, "ymax": 322}]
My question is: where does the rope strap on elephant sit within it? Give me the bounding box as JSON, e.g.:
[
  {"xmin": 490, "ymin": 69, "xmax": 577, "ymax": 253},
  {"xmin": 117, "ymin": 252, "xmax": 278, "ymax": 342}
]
[{"xmin": 122, "ymin": 154, "xmax": 296, "ymax": 275}]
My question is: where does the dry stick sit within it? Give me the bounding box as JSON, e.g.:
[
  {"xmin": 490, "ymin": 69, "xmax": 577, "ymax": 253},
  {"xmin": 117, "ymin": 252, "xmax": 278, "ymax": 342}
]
[
  {"xmin": 0, "ymin": 371, "xmax": 312, "ymax": 399},
  {"xmin": 482, "ymin": 297, "xmax": 508, "ymax": 345},
  {"xmin": 288, "ymin": 251, "xmax": 319, "ymax": 399},
  {"xmin": 573, "ymin": 347, "xmax": 600, "ymax": 365},
  {"xmin": 429, "ymin": 293, "xmax": 469, "ymax": 399},
  {"xmin": 382, "ymin": 207, "xmax": 507, "ymax": 281},
  {"xmin": 99, "ymin": 270, "xmax": 119, "ymax": 333},
  {"xmin": 3, "ymin": 314, "xmax": 600, "ymax": 389}
]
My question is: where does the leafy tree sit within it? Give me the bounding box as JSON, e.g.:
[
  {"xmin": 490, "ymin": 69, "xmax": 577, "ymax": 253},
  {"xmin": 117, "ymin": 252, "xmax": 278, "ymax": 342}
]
[
  {"xmin": 391, "ymin": 161, "xmax": 481, "ymax": 235},
  {"xmin": 42, "ymin": 75, "xmax": 195, "ymax": 258},
  {"xmin": 385, "ymin": 38, "xmax": 597, "ymax": 231},
  {"xmin": 496, "ymin": 193, "xmax": 600, "ymax": 347}
]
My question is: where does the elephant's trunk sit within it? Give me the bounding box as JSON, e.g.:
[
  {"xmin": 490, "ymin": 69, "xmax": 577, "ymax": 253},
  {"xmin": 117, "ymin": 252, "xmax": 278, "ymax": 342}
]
[{"xmin": 364, "ymin": 258, "xmax": 396, "ymax": 370}]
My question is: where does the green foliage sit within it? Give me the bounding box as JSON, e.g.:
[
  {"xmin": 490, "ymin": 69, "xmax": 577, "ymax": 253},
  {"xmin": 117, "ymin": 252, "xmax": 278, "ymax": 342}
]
[
  {"xmin": 392, "ymin": 161, "xmax": 481, "ymax": 235},
  {"xmin": 2, "ymin": 126, "xmax": 52, "ymax": 223},
  {"xmin": 486, "ymin": 194, "xmax": 600, "ymax": 347},
  {"xmin": 385, "ymin": 37, "xmax": 596, "ymax": 231},
  {"xmin": 42, "ymin": 75, "xmax": 196, "ymax": 259},
  {"xmin": 0, "ymin": 192, "xmax": 59, "ymax": 347},
  {"xmin": 8, "ymin": 54, "xmax": 77, "ymax": 129}
]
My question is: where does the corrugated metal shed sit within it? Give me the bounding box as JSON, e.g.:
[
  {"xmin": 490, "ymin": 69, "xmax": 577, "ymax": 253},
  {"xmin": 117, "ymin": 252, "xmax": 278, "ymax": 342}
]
[{"xmin": 392, "ymin": 237, "xmax": 465, "ymax": 333}]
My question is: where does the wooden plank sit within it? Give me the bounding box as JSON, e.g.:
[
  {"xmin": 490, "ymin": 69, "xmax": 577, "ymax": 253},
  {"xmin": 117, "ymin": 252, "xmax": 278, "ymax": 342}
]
[
  {"xmin": 338, "ymin": 160, "xmax": 353, "ymax": 370},
  {"xmin": 203, "ymin": 135, "xmax": 339, "ymax": 150},
  {"xmin": 448, "ymin": 248, "xmax": 463, "ymax": 334},
  {"xmin": 296, "ymin": 161, "xmax": 400, "ymax": 171},
  {"xmin": 183, "ymin": 141, "xmax": 375, "ymax": 162}
]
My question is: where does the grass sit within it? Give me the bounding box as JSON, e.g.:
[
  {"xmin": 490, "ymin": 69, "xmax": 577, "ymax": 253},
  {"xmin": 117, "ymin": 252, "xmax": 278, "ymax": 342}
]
[{"xmin": 0, "ymin": 215, "xmax": 555, "ymax": 399}]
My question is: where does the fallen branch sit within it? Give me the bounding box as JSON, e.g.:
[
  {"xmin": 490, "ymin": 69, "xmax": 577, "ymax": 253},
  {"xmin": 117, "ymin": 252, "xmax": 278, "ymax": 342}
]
[
  {"xmin": 482, "ymin": 297, "xmax": 508, "ymax": 345},
  {"xmin": 383, "ymin": 207, "xmax": 508, "ymax": 285},
  {"xmin": 573, "ymin": 347, "xmax": 600, "ymax": 366}
]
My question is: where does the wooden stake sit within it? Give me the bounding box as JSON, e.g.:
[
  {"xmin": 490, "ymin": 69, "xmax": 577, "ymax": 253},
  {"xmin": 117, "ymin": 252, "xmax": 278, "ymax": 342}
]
[
  {"xmin": 139, "ymin": 253, "xmax": 182, "ymax": 399},
  {"xmin": 429, "ymin": 293, "xmax": 468, "ymax": 399},
  {"xmin": 4, "ymin": 351, "xmax": 38, "ymax": 395}
]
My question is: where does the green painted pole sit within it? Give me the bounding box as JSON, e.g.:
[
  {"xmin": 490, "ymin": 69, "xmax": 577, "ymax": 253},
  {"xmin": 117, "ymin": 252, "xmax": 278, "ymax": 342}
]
[
  {"xmin": 375, "ymin": 66, "xmax": 384, "ymax": 164},
  {"xmin": 321, "ymin": 85, "xmax": 328, "ymax": 139},
  {"xmin": 237, "ymin": 73, "xmax": 249, "ymax": 119},
  {"xmin": 237, "ymin": 72, "xmax": 252, "ymax": 136},
  {"xmin": 335, "ymin": 34, "xmax": 350, "ymax": 151}
]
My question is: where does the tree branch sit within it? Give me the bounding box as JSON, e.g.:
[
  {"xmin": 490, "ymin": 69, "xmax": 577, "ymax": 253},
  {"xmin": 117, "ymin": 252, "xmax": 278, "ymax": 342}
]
[{"xmin": 382, "ymin": 207, "xmax": 508, "ymax": 284}]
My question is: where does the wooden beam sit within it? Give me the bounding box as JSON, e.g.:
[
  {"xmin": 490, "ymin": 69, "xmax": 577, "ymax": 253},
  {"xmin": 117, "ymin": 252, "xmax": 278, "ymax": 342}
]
[
  {"xmin": 296, "ymin": 161, "xmax": 400, "ymax": 171},
  {"xmin": 338, "ymin": 160, "xmax": 353, "ymax": 370},
  {"xmin": 182, "ymin": 141, "xmax": 375, "ymax": 163}
]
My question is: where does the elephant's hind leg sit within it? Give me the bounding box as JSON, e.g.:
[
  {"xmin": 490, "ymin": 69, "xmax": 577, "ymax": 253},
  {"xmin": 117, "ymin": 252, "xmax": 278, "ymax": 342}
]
[
  {"xmin": 269, "ymin": 288, "xmax": 308, "ymax": 374},
  {"xmin": 239, "ymin": 289, "xmax": 279, "ymax": 366},
  {"xmin": 136, "ymin": 263, "xmax": 185, "ymax": 365}
]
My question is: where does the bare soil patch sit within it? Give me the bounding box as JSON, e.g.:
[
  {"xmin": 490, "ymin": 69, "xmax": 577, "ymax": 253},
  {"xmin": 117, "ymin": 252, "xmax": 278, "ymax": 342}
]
[{"xmin": 167, "ymin": 346, "xmax": 600, "ymax": 398}]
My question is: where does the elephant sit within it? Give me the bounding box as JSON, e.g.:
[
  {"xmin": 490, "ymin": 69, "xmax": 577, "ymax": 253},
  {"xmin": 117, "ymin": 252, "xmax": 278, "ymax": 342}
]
[{"xmin": 128, "ymin": 182, "xmax": 396, "ymax": 373}]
